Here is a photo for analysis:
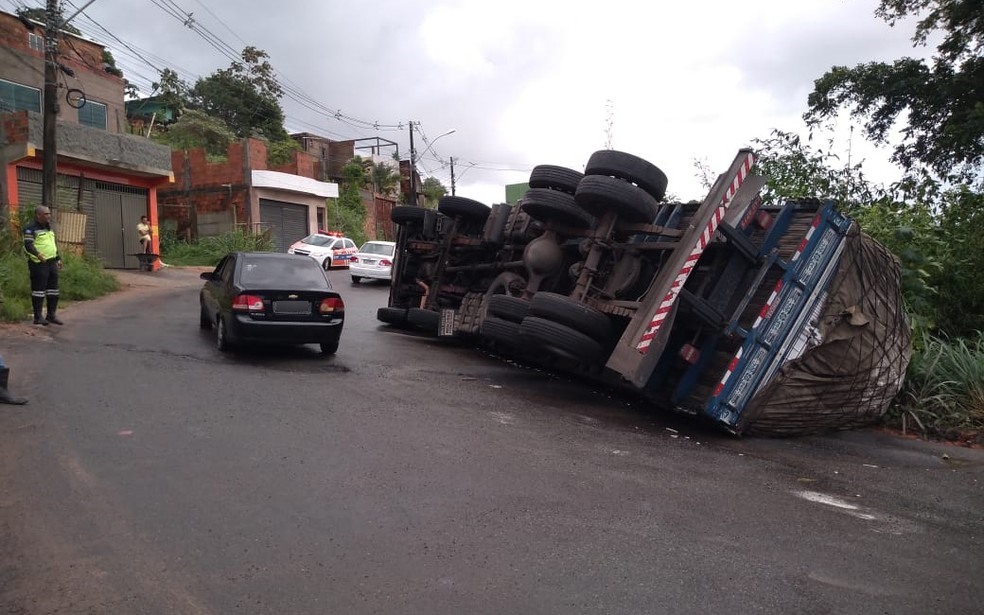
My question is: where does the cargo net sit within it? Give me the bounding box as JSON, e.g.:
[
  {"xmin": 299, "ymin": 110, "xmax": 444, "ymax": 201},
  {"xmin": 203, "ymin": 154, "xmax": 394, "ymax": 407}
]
[{"xmin": 738, "ymin": 226, "xmax": 912, "ymax": 436}]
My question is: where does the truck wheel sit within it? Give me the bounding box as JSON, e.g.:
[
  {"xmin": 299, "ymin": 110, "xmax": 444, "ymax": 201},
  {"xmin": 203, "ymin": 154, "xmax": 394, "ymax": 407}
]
[
  {"xmin": 438, "ymin": 196, "xmax": 491, "ymax": 223},
  {"xmin": 528, "ymin": 165, "xmax": 583, "ymax": 195},
  {"xmin": 575, "ymin": 175, "xmax": 660, "ymax": 224},
  {"xmin": 480, "ymin": 316, "xmax": 523, "ymax": 348},
  {"xmin": 391, "ymin": 206, "xmax": 429, "ymax": 225},
  {"xmin": 407, "ymin": 307, "xmax": 440, "ymax": 334},
  {"xmin": 521, "ymin": 188, "xmax": 595, "ymax": 229},
  {"xmin": 376, "ymin": 306, "xmax": 408, "ymax": 325},
  {"xmin": 529, "ymin": 292, "xmax": 612, "ymax": 342},
  {"xmin": 519, "ymin": 316, "xmax": 605, "ymax": 363},
  {"xmin": 487, "ymin": 295, "xmax": 530, "ymax": 323},
  {"xmin": 584, "ymin": 150, "xmax": 668, "ymax": 202}
]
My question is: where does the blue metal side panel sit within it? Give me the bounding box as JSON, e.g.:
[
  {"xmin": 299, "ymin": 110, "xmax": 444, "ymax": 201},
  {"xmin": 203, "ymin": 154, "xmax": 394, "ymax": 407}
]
[{"xmin": 702, "ymin": 201, "xmax": 853, "ymax": 430}]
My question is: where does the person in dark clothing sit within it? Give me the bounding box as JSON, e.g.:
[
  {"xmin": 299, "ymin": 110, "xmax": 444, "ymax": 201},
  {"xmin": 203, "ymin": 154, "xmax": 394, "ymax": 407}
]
[
  {"xmin": 0, "ymin": 353, "xmax": 27, "ymax": 405},
  {"xmin": 23, "ymin": 205, "xmax": 63, "ymax": 326}
]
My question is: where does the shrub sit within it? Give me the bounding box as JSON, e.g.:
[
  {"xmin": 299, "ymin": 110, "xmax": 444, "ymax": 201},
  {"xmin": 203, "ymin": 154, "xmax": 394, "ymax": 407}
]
[
  {"xmin": 161, "ymin": 228, "xmax": 273, "ymax": 267},
  {"xmin": 0, "ymin": 249, "xmax": 118, "ymax": 321},
  {"xmin": 891, "ymin": 331, "xmax": 984, "ymax": 439}
]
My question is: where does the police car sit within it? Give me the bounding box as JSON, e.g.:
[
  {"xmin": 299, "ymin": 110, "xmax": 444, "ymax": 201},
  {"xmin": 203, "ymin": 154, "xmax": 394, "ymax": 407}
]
[{"xmin": 287, "ymin": 231, "xmax": 358, "ymax": 270}]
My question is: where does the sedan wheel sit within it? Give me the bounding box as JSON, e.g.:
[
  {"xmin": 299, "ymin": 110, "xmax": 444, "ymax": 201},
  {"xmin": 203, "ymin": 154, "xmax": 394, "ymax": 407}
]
[
  {"xmin": 216, "ymin": 316, "xmax": 231, "ymax": 352},
  {"xmin": 199, "ymin": 303, "xmax": 212, "ymax": 330},
  {"xmin": 320, "ymin": 337, "xmax": 340, "ymax": 355}
]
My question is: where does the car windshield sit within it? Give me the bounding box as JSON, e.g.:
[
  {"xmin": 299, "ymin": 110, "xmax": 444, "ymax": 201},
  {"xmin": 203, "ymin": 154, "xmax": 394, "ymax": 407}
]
[
  {"xmin": 359, "ymin": 242, "xmax": 395, "ymax": 256},
  {"xmin": 241, "ymin": 255, "xmax": 328, "ymax": 288},
  {"xmin": 299, "ymin": 234, "xmax": 336, "ymax": 247}
]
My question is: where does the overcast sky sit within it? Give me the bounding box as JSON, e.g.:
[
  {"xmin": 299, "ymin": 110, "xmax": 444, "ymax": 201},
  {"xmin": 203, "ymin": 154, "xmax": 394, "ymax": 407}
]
[{"xmin": 21, "ymin": 0, "xmax": 928, "ymax": 204}]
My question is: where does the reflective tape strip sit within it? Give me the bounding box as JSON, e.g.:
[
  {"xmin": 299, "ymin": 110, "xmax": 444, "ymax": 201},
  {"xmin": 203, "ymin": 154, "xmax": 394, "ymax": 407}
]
[
  {"xmin": 752, "ymin": 280, "xmax": 784, "ymax": 330},
  {"xmin": 637, "ymin": 151, "xmax": 756, "ymax": 353},
  {"xmin": 712, "ymin": 347, "xmax": 744, "ymax": 396},
  {"xmin": 791, "ymin": 213, "xmax": 822, "ymax": 261}
]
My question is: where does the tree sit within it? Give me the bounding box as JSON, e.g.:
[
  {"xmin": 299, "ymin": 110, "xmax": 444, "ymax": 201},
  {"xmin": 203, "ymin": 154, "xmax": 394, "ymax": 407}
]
[
  {"xmin": 189, "ymin": 46, "xmax": 288, "ymax": 142},
  {"xmin": 804, "ymin": 0, "xmax": 984, "ymax": 181},
  {"xmin": 369, "ymin": 161, "xmax": 401, "ymax": 197},
  {"xmin": 331, "ymin": 157, "xmax": 369, "ymax": 244},
  {"xmin": 152, "ymin": 68, "xmax": 190, "ymax": 116},
  {"xmin": 152, "ymin": 110, "xmax": 236, "ymax": 157},
  {"xmin": 420, "ymin": 177, "xmax": 447, "ymax": 207}
]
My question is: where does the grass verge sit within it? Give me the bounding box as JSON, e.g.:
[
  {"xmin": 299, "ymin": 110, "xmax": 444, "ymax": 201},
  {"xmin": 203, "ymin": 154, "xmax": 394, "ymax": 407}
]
[
  {"xmin": 888, "ymin": 331, "xmax": 984, "ymax": 443},
  {"xmin": 0, "ymin": 249, "xmax": 119, "ymax": 321}
]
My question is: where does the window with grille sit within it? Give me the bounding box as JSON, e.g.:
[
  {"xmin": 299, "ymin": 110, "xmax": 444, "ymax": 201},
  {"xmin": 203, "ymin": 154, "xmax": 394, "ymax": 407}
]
[
  {"xmin": 0, "ymin": 79, "xmax": 41, "ymax": 113},
  {"xmin": 78, "ymin": 100, "xmax": 107, "ymax": 130}
]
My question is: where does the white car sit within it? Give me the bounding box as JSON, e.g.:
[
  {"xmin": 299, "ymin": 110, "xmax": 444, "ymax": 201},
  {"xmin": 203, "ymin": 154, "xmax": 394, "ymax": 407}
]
[
  {"xmin": 287, "ymin": 233, "xmax": 358, "ymax": 270},
  {"xmin": 349, "ymin": 241, "xmax": 397, "ymax": 283}
]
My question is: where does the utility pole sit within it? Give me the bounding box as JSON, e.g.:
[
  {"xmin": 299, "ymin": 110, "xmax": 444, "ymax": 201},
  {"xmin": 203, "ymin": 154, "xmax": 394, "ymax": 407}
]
[
  {"xmin": 449, "ymin": 157, "xmax": 456, "ymax": 196},
  {"xmin": 407, "ymin": 121, "xmax": 417, "ymax": 206},
  {"xmin": 42, "ymin": 0, "xmax": 62, "ymax": 216}
]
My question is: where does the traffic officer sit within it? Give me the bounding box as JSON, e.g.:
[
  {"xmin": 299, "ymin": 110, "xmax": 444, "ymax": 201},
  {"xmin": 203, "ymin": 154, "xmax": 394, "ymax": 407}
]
[{"xmin": 23, "ymin": 205, "xmax": 63, "ymax": 326}]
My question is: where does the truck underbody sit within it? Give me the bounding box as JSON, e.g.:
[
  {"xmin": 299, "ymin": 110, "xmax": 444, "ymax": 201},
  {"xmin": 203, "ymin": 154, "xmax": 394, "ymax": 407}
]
[{"xmin": 378, "ymin": 150, "xmax": 911, "ymax": 436}]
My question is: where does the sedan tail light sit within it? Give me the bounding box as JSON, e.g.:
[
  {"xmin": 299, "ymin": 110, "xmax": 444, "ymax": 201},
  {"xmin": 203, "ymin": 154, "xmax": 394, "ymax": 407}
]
[
  {"xmin": 350, "ymin": 255, "xmax": 359, "ymax": 262},
  {"xmin": 379, "ymin": 259, "xmax": 393, "ymax": 267},
  {"xmin": 320, "ymin": 297, "xmax": 345, "ymax": 314},
  {"xmin": 232, "ymin": 294, "xmax": 265, "ymax": 312}
]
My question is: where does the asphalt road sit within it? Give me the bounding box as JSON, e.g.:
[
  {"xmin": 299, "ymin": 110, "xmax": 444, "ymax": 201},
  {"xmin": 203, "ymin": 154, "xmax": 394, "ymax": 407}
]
[{"xmin": 1, "ymin": 267, "xmax": 982, "ymax": 615}]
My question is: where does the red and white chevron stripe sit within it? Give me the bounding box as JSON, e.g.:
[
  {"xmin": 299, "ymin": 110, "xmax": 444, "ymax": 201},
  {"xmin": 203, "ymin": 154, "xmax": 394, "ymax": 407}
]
[
  {"xmin": 792, "ymin": 213, "xmax": 822, "ymax": 261},
  {"xmin": 712, "ymin": 347, "xmax": 744, "ymax": 396},
  {"xmin": 636, "ymin": 151, "xmax": 756, "ymax": 353}
]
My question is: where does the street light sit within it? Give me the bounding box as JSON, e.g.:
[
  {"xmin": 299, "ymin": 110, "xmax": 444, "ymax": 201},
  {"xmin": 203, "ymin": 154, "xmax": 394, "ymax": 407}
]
[{"xmin": 409, "ymin": 125, "xmax": 456, "ymax": 206}]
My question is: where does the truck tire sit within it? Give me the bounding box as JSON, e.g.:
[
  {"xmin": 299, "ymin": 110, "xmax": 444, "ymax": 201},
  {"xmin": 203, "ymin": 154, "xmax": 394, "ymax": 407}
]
[
  {"xmin": 584, "ymin": 150, "xmax": 668, "ymax": 202},
  {"xmin": 407, "ymin": 307, "xmax": 440, "ymax": 333},
  {"xmin": 529, "ymin": 292, "xmax": 612, "ymax": 342},
  {"xmin": 480, "ymin": 316, "xmax": 523, "ymax": 348},
  {"xmin": 575, "ymin": 175, "xmax": 660, "ymax": 224},
  {"xmin": 521, "ymin": 188, "xmax": 595, "ymax": 229},
  {"xmin": 487, "ymin": 295, "xmax": 530, "ymax": 323},
  {"xmin": 528, "ymin": 165, "xmax": 583, "ymax": 195},
  {"xmin": 519, "ymin": 316, "xmax": 605, "ymax": 363},
  {"xmin": 377, "ymin": 306, "xmax": 408, "ymax": 325},
  {"xmin": 438, "ymin": 196, "xmax": 491, "ymax": 223},
  {"xmin": 391, "ymin": 206, "xmax": 428, "ymax": 225}
]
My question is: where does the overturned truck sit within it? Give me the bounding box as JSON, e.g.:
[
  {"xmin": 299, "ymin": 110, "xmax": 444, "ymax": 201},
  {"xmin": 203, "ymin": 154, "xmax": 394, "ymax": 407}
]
[{"xmin": 377, "ymin": 150, "xmax": 911, "ymax": 436}]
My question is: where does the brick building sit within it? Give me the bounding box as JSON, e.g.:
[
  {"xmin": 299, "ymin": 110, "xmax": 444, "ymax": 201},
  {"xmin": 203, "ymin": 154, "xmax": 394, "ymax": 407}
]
[
  {"xmin": 159, "ymin": 139, "xmax": 343, "ymax": 252},
  {"xmin": 0, "ymin": 11, "xmax": 173, "ymax": 269}
]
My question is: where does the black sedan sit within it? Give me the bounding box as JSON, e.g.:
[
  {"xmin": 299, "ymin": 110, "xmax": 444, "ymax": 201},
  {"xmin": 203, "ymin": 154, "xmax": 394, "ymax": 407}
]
[{"xmin": 199, "ymin": 252, "xmax": 345, "ymax": 355}]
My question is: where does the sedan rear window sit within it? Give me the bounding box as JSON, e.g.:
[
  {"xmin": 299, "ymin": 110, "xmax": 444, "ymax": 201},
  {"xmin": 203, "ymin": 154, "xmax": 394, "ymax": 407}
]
[
  {"xmin": 241, "ymin": 256, "xmax": 328, "ymax": 288},
  {"xmin": 300, "ymin": 234, "xmax": 336, "ymax": 247},
  {"xmin": 359, "ymin": 242, "xmax": 395, "ymax": 256}
]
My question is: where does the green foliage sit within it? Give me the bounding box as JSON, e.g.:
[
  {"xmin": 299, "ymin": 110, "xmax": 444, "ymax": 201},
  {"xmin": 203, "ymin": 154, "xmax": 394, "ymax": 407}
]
[
  {"xmin": 332, "ymin": 157, "xmax": 369, "ymax": 245},
  {"xmin": 934, "ymin": 186, "xmax": 984, "ymax": 336},
  {"xmin": 369, "ymin": 161, "xmax": 401, "ymax": 196},
  {"xmin": 804, "ymin": 0, "xmax": 984, "ymax": 180},
  {"xmin": 266, "ymin": 138, "xmax": 300, "ymax": 165},
  {"xmin": 0, "ymin": 247, "xmax": 118, "ymax": 322},
  {"xmin": 891, "ymin": 331, "xmax": 984, "ymax": 438},
  {"xmin": 420, "ymin": 176, "xmax": 447, "ymax": 208},
  {"xmin": 161, "ymin": 229, "xmax": 273, "ymax": 267},
  {"xmin": 189, "ymin": 46, "xmax": 287, "ymax": 142},
  {"xmin": 152, "ymin": 68, "xmax": 189, "ymax": 117},
  {"xmin": 153, "ymin": 110, "xmax": 236, "ymax": 157}
]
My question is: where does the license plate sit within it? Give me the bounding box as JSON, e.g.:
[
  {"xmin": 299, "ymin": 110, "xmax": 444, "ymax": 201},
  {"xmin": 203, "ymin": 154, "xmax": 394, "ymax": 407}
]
[
  {"xmin": 439, "ymin": 309, "xmax": 456, "ymax": 337},
  {"xmin": 363, "ymin": 258, "xmax": 376, "ymax": 265},
  {"xmin": 273, "ymin": 300, "xmax": 311, "ymax": 315}
]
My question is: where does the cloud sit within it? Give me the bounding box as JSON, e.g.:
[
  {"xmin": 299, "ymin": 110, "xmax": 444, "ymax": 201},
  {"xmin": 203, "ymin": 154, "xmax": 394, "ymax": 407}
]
[{"xmin": 76, "ymin": 0, "xmax": 920, "ymax": 205}]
